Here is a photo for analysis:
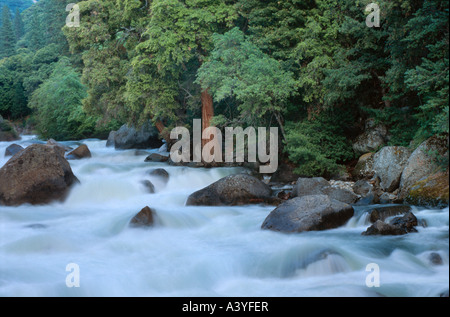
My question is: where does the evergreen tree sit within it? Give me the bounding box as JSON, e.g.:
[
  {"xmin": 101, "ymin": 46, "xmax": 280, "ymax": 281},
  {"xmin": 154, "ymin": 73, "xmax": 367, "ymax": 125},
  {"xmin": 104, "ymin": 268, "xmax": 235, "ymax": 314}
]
[
  {"xmin": 13, "ymin": 8, "xmax": 24, "ymax": 40},
  {"xmin": 0, "ymin": 5, "xmax": 16, "ymax": 58}
]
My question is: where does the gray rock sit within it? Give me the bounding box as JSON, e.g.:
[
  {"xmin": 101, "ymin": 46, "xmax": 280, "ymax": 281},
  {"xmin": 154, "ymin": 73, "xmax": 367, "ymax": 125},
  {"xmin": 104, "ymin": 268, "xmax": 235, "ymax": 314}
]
[
  {"xmin": 322, "ymin": 186, "xmax": 359, "ymax": 205},
  {"xmin": 399, "ymin": 135, "xmax": 449, "ymax": 199},
  {"xmin": 106, "ymin": 131, "xmax": 116, "ymax": 147},
  {"xmin": 293, "ymin": 177, "xmax": 359, "ymax": 204},
  {"xmin": 372, "ymin": 146, "xmax": 412, "ymax": 192},
  {"xmin": 186, "ymin": 173, "xmax": 273, "ymax": 206},
  {"xmin": 362, "ymin": 211, "xmax": 418, "ymax": 236},
  {"xmin": 352, "ymin": 153, "xmax": 375, "ymax": 180},
  {"xmin": 353, "ymin": 120, "xmax": 388, "ymax": 155},
  {"xmin": 352, "ymin": 180, "xmax": 373, "ymax": 196},
  {"xmin": 114, "ymin": 122, "xmax": 163, "ymax": 150},
  {"xmin": 269, "ymin": 163, "xmax": 301, "ymax": 184},
  {"xmin": 293, "ymin": 177, "xmax": 330, "ymax": 197},
  {"xmin": 148, "ymin": 168, "xmax": 169, "ymax": 181},
  {"xmin": 145, "ymin": 153, "xmax": 169, "ymax": 163},
  {"xmin": 428, "ymin": 252, "xmax": 443, "ymax": 266},
  {"xmin": 261, "ymin": 195, "xmax": 354, "ymax": 233},
  {"xmin": 367, "ymin": 205, "xmax": 412, "ymax": 223},
  {"xmin": 5, "ymin": 144, "xmax": 24, "ymax": 157}
]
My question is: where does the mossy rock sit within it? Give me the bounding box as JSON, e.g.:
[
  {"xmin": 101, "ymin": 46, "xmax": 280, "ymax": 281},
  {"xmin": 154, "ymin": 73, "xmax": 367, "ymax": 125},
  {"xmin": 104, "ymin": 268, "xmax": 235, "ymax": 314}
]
[
  {"xmin": 405, "ymin": 171, "xmax": 449, "ymax": 208},
  {"xmin": 0, "ymin": 119, "xmax": 20, "ymax": 141}
]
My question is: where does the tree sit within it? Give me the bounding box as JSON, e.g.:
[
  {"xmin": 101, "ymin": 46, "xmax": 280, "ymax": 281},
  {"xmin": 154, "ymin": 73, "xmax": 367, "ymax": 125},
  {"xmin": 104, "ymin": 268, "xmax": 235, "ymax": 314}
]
[
  {"xmin": 14, "ymin": 8, "xmax": 24, "ymax": 40},
  {"xmin": 196, "ymin": 28, "xmax": 297, "ymax": 141},
  {"xmin": 28, "ymin": 58, "xmax": 93, "ymax": 140},
  {"xmin": 127, "ymin": 0, "xmax": 237, "ymax": 136},
  {"xmin": 0, "ymin": 5, "xmax": 16, "ymax": 58}
]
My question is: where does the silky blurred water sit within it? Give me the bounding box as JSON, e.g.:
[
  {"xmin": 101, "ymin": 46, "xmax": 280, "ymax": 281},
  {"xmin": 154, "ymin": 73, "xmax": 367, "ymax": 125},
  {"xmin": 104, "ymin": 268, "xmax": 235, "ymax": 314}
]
[{"xmin": 0, "ymin": 136, "xmax": 448, "ymax": 297}]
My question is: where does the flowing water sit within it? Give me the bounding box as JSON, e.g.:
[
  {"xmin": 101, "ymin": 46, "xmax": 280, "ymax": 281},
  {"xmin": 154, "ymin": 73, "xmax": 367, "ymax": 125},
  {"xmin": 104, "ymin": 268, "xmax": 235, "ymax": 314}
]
[{"xmin": 0, "ymin": 136, "xmax": 448, "ymax": 297}]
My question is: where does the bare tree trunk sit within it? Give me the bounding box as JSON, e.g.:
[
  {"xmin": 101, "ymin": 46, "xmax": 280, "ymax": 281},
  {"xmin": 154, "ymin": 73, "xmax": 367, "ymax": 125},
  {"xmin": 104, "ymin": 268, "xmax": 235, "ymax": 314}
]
[{"xmin": 201, "ymin": 88, "xmax": 215, "ymax": 148}]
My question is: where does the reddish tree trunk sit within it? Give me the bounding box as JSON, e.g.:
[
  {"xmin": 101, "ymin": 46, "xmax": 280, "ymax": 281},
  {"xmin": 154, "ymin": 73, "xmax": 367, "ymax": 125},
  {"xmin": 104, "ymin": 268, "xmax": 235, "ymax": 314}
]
[{"xmin": 201, "ymin": 88, "xmax": 215, "ymax": 148}]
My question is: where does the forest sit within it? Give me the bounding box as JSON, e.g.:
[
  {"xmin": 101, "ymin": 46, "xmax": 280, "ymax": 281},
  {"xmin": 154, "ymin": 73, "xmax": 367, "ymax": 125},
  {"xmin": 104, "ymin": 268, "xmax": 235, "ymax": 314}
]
[{"xmin": 0, "ymin": 0, "xmax": 448, "ymax": 177}]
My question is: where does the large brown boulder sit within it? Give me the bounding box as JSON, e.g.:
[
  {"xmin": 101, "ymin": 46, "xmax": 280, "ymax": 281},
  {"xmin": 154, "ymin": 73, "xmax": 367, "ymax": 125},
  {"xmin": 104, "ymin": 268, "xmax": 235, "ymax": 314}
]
[
  {"xmin": 0, "ymin": 144, "xmax": 79, "ymax": 206},
  {"xmin": 66, "ymin": 144, "xmax": 92, "ymax": 160},
  {"xmin": 261, "ymin": 195, "xmax": 354, "ymax": 233},
  {"xmin": 186, "ymin": 173, "xmax": 273, "ymax": 206}
]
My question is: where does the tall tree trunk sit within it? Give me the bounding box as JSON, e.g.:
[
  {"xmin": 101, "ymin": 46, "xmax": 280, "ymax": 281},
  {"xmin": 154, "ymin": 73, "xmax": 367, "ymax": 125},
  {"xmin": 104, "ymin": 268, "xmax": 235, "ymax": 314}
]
[{"xmin": 201, "ymin": 88, "xmax": 214, "ymax": 148}]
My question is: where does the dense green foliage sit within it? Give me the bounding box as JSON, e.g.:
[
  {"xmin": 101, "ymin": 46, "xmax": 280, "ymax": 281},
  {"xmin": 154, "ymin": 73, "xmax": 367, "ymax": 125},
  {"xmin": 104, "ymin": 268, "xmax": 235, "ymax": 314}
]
[{"xmin": 0, "ymin": 0, "xmax": 448, "ymax": 177}]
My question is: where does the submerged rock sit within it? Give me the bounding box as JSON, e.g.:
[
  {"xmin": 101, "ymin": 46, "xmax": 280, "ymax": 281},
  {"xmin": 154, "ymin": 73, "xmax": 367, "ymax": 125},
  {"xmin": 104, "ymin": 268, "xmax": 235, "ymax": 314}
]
[
  {"xmin": 141, "ymin": 180, "xmax": 156, "ymax": 194},
  {"xmin": 5, "ymin": 144, "xmax": 24, "ymax": 157},
  {"xmin": 130, "ymin": 206, "xmax": 156, "ymax": 227},
  {"xmin": 261, "ymin": 195, "xmax": 354, "ymax": 233},
  {"xmin": 0, "ymin": 144, "xmax": 79, "ymax": 206},
  {"xmin": 186, "ymin": 173, "xmax": 273, "ymax": 206}
]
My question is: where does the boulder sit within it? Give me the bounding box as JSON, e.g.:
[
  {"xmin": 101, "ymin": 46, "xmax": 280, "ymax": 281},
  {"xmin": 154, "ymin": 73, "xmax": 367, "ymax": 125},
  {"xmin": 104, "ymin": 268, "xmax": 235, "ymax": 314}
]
[
  {"xmin": 352, "ymin": 119, "xmax": 388, "ymax": 155},
  {"xmin": 399, "ymin": 135, "xmax": 448, "ymax": 199},
  {"xmin": 352, "ymin": 152, "xmax": 375, "ymax": 180},
  {"xmin": 372, "ymin": 146, "xmax": 412, "ymax": 192},
  {"xmin": 322, "ymin": 186, "xmax": 359, "ymax": 205},
  {"xmin": 292, "ymin": 177, "xmax": 330, "ymax": 197},
  {"xmin": 148, "ymin": 168, "xmax": 169, "ymax": 181},
  {"xmin": 0, "ymin": 117, "xmax": 20, "ymax": 142},
  {"xmin": 352, "ymin": 180, "xmax": 373, "ymax": 196},
  {"xmin": 367, "ymin": 205, "xmax": 412, "ymax": 223},
  {"xmin": 186, "ymin": 173, "xmax": 273, "ymax": 206},
  {"xmin": 130, "ymin": 206, "xmax": 156, "ymax": 227},
  {"xmin": 404, "ymin": 170, "xmax": 449, "ymax": 208},
  {"xmin": 0, "ymin": 144, "xmax": 79, "ymax": 206},
  {"xmin": 46, "ymin": 139, "xmax": 73, "ymax": 152},
  {"xmin": 114, "ymin": 122, "xmax": 163, "ymax": 150},
  {"xmin": 145, "ymin": 153, "xmax": 169, "ymax": 163},
  {"xmin": 5, "ymin": 144, "xmax": 24, "ymax": 157},
  {"xmin": 293, "ymin": 177, "xmax": 358, "ymax": 204},
  {"xmin": 66, "ymin": 144, "xmax": 92, "ymax": 160},
  {"xmin": 362, "ymin": 212, "xmax": 418, "ymax": 236},
  {"xmin": 261, "ymin": 195, "xmax": 354, "ymax": 233},
  {"xmin": 106, "ymin": 131, "xmax": 116, "ymax": 147}
]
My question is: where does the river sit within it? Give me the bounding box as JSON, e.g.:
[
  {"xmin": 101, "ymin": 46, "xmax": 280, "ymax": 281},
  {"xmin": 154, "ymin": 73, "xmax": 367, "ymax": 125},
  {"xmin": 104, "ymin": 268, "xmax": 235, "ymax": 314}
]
[{"xmin": 0, "ymin": 136, "xmax": 448, "ymax": 297}]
